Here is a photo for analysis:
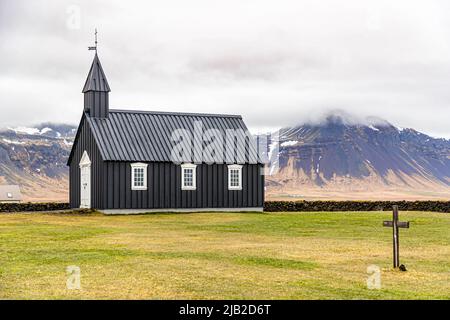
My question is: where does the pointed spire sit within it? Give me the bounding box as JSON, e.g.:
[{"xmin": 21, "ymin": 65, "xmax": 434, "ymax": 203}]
[{"xmin": 82, "ymin": 53, "xmax": 111, "ymax": 93}]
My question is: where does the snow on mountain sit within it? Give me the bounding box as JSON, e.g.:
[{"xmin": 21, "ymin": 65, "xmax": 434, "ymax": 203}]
[
  {"xmin": 3, "ymin": 123, "xmax": 77, "ymax": 139},
  {"xmin": 262, "ymin": 114, "xmax": 450, "ymax": 199},
  {"xmin": 8, "ymin": 126, "xmax": 48, "ymax": 135},
  {"xmin": 0, "ymin": 123, "xmax": 77, "ymax": 201}
]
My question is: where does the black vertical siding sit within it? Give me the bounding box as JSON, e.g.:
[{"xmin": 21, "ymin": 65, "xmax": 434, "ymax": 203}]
[
  {"xmin": 70, "ymin": 116, "xmax": 264, "ymax": 210},
  {"xmin": 101, "ymin": 162, "xmax": 264, "ymax": 209},
  {"xmin": 84, "ymin": 92, "xmax": 109, "ymax": 118},
  {"xmin": 69, "ymin": 116, "xmax": 104, "ymax": 208}
]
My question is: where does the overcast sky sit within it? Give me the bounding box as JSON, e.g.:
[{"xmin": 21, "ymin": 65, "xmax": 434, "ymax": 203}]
[{"xmin": 1, "ymin": 0, "xmax": 450, "ymax": 137}]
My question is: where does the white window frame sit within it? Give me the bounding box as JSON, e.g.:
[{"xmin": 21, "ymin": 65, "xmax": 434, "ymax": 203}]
[
  {"xmin": 181, "ymin": 163, "xmax": 197, "ymax": 190},
  {"xmin": 228, "ymin": 164, "xmax": 242, "ymax": 190},
  {"xmin": 131, "ymin": 162, "xmax": 148, "ymax": 190}
]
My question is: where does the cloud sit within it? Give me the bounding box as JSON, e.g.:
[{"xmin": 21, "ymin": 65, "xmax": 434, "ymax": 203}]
[{"xmin": 1, "ymin": 0, "xmax": 450, "ymax": 138}]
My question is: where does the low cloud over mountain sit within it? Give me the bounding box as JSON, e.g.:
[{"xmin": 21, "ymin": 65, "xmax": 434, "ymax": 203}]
[{"xmin": 264, "ymin": 113, "xmax": 450, "ymax": 200}]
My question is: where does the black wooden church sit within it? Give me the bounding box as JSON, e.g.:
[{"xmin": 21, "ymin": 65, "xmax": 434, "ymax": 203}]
[{"xmin": 67, "ymin": 52, "xmax": 265, "ymax": 213}]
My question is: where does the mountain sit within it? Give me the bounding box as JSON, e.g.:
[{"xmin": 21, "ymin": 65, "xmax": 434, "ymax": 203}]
[
  {"xmin": 264, "ymin": 115, "xmax": 450, "ymax": 200},
  {"xmin": 0, "ymin": 123, "xmax": 76, "ymax": 201},
  {"xmin": 1, "ymin": 115, "xmax": 449, "ymax": 201}
]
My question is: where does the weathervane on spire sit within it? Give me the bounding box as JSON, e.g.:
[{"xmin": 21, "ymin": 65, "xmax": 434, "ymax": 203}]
[{"xmin": 88, "ymin": 29, "xmax": 98, "ymax": 52}]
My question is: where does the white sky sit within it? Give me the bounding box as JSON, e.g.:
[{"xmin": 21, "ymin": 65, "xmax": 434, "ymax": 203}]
[{"xmin": 1, "ymin": 0, "xmax": 450, "ymax": 137}]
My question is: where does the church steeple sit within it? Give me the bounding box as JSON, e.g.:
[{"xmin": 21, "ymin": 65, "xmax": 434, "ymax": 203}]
[
  {"xmin": 83, "ymin": 53, "xmax": 110, "ymax": 93},
  {"xmin": 83, "ymin": 39, "xmax": 110, "ymax": 118}
]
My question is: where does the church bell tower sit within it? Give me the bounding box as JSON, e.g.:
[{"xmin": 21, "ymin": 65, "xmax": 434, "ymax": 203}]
[{"xmin": 82, "ymin": 30, "xmax": 110, "ymax": 118}]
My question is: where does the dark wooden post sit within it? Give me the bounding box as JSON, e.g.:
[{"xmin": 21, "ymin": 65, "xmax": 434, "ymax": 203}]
[
  {"xmin": 383, "ymin": 205, "xmax": 410, "ymax": 269},
  {"xmin": 392, "ymin": 205, "xmax": 400, "ymax": 268}
]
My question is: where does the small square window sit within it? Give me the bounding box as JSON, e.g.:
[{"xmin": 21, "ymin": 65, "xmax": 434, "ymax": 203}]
[
  {"xmin": 134, "ymin": 168, "xmax": 144, "ymax": 186},
  {"xmin": 228, "ymin": 165, "xmax": 242, "ymax": 190},
  {"xmin": 181, "ymin": 164, "xmax": 197, "ymax": 190},
  {"xmin": 230, "ymin": 169, "xmax": 240, "ymax": 186},
  {"xmin": 131, "ymin": 163, "xmax": 148, "ymax": 190},
  {"xmin": 7, "ymin": 192, "xmax": 13, "ymax": 198},
  {"xmin": 184, "ymin": 169, "xmax": 193, "ymax": 186}
]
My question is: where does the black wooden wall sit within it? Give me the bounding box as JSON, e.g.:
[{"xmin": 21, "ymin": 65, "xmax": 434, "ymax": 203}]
[
  {"xmin": 69, "ymin": 117, "xmax": 265, "ymax": 210},
  {"xmin": 101, "ymin": 162, "xmax": 264, "ymax": 210}
]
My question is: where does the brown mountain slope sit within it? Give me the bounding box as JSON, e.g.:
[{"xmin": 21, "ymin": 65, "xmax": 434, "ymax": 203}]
[
  {"xmin": 0, "ymin": 124, "xmax": 74, "ymax": 201},
  {"xmin": 264, "ymin": 115, "xmax": 450, "ymax": 200}
]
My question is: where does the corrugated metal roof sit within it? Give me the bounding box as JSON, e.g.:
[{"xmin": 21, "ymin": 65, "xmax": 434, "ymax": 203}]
[
  {"xmin": 82, "ymin": 53, "xmax": 111, "ymax": 93},
  {"xmin": 86, "ymin": 110, "xmax": 261, "ymax": 163},
  {"xmin": 0, "ymin": 185, "xmax": 22, "ymax": 201}
]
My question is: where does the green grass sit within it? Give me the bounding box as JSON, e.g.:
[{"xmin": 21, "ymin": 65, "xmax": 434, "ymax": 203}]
[{"xmin": 0, "ymin": 211, "xmax": 449, "ymax": 299}]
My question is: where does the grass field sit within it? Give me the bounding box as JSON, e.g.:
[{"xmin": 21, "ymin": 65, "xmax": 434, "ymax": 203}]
[{"xmin": 0, "ymin": 211, "xmax": 449, "ymax": 299}]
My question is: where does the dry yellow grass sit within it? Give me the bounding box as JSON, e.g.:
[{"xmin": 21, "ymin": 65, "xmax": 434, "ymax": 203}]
[{"xmin": 0, "ymin": 211, "xmax": 449, "ymax": 299}]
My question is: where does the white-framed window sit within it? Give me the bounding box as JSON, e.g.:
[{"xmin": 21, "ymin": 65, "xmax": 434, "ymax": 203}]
[
  {"xmin": 131, "ymin": 163, "xmax": 148, "ymax": 190},
  {"xmin": 228, "ymin": 164, "xmax": 242, "ymax": 190},
  {"xmin": 181, "ymin": 163, "xmax": 197, "ymax": 190},
  {"xmin": 7, "ymin": 192, "xmax": 13, "ymax": 199}
]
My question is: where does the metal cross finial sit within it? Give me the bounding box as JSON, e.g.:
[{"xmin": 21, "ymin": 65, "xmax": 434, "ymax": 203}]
[{"xmin": 88, "ymin": 29, "xmax": 98, "ymax": 52}]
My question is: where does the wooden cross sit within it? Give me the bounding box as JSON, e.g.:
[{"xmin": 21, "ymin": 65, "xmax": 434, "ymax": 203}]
[{"xmin": 383, "ymin": 205, "xmax": 410, "ymax": 269}]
